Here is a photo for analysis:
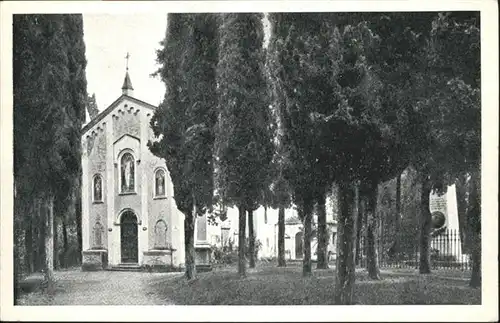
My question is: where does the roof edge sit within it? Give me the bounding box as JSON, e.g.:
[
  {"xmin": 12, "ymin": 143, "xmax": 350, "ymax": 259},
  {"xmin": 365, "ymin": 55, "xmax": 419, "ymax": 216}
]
[{"xmin": 81, "ymin": 95, "xmax": 157, "ymax": 136}]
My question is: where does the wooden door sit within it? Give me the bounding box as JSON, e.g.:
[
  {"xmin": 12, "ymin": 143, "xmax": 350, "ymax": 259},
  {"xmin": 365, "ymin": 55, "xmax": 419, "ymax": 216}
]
[{"xmin": 120, "ymin": 211, "xmax": 138, "ymax": 263}]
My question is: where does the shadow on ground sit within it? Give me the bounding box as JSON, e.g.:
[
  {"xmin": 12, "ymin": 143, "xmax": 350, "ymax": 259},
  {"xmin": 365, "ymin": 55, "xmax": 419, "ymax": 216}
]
[{"xmin": 148, "ymin": 263, "xmax": 480, "ymax": 305}]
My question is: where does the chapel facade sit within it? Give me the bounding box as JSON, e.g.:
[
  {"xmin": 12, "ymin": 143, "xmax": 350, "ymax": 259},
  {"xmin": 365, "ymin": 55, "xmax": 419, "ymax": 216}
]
[{"xmin": 81, "ymin": 70, "xmax": 211, "ymax": 271}]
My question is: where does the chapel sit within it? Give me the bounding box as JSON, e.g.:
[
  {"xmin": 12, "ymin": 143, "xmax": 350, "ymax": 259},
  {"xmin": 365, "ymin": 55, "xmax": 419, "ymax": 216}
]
[{"xmin": 81, "ymin": 65, "xmax": 211, "ymax": 271}]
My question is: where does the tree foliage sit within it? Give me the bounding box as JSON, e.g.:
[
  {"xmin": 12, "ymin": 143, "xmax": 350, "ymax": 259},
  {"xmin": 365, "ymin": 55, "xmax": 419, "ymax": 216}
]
[
  {"xmin": 215, "ymin": 13, "xmax": 274, "ymax": 211},
  {"xmin": 14, "ymin": 14, "xmax": 87, "ymax": 227},
  {"xmin": 86, "ymin": 93, "xmax": 99, "ymax": 120},
  {"xmin": 14, "ymin": 15, "xmax": 81, "ymax": 197},
  {"xmin": 13, "ymin": 14, "xmax": 88, "ymax": 296},
  {"xmin": 150, "ymin": 13, "xmax": 219, "ymax": 216},
  {"xmin": 268, "ymin": 13, "xmax": 389, "ymax": 282},
  {"xmin": 425, "ymin": 13, "xmax": 480, "ymax": 182}
]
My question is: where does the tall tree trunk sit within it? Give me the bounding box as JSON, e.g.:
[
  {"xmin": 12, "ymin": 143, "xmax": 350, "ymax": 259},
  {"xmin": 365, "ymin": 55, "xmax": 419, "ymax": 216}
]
[
  {"xmin": 354, "ymin": 191, "xmax": 363, "ymax": 266},
  {"xmin": 362, "ymin": 193, "xmax": 368, "ymax": 268},
  {"xmin": 379, "ymin": 207, "xmax": 384, "ymax": 266},
  {"xmin": 419, "ymin": 175, "xmax": 432, "ymax": 274},
  {"xmin": 184, "ymin": 213, "xmax": 196, "ymax": 280},
  {"xmin": 44, "ymin": 196, "xmax": 55, "ymax": 294},
  {"xmin": 248, "ymin": 209, "xmax": 256, "ymax": 268},
  {"xmin": 455, "ymin": 174, "xmax": 469, "ymax": 253},
  {"xmin": 24, "ymin": 203, "xmax": 34, "ymax": 273},
  {"xmin": 335, "ymin": 181, "xmax": 358, "ymax": 305},
  {"xmin": 238, "ymin": 205, "xmax": 247, "ymax": 277},
  {"xmin": 75, "ymin": 192, "xmax": 82, "ymax": 264},
  {"xmin": 302, "ymin": 199, "xmax": 313, "ymax": 276},
  {"xmin": 36, "ymin": 198, "xmax": 45, "ymax": 273},
  {"xmin": 184, "ymin": 193, "xmax": 197, "ymax": 280},
  {"xmin": 365, "ymin": 183, "xmax": 381, "ymax": 280},
  {"xmin": 468, "ymin": 168, "xmax": 481, "ymax": 288},
  {"xmin": 13, "ymin": 192, "xmax": 24, "ymax": 304},
  {"xmin": 316, "ymin": 193, "xmax": 329, "ymax": 269},
  {"xmin": 62, "ymin": 216, "xmax": 69, "ymax": 268},
  {"xmin": 395, "ymin": 173, "xmax": 402, "ymax": 261},
  {"xmin": 53, "ymin": 215, "xmax": 59, "ymax": 270},
  {"xmin": 277, "ymin": 206, "xmax": 286, "ymax": 267}
]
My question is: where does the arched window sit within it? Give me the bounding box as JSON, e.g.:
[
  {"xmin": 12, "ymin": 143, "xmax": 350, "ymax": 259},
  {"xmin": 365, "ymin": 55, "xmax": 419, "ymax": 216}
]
[
  {"xmin": 154, "ymin": 220, "xmax": 168, "ymax": 249},
  {"xmin": 154, "ymin": 168, "xmax": 166, "ymax": 197},
  {"xmin": 93, "ymin": 174, "xmax": 103, "ymax": 202},
  {"xmin": 93, "ymin": 222, "xmax": 104, "ymax": 249},
  {"xmin": 120, "ymin": 152, "xmax": 135, "ymax": 193}
]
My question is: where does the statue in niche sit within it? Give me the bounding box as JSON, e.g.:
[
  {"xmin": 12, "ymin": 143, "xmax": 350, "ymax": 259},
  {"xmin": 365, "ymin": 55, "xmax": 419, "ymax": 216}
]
[
  {"xmin": 156, "ymin": 169, "xmax": 165, "ymax": 196},
  {"xmin": 94, "ymin": 175, "xmax": 102, "ymax": 201},
  {"xmin": 121, "ymin": 153, "xmax": 134, "ymax": 192}
]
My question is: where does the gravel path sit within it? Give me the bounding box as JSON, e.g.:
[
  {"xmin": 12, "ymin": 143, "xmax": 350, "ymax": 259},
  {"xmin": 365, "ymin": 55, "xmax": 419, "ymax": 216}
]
[{"xmin": 18, "ymin": 270, "xmax": 182, "ymax": 305}]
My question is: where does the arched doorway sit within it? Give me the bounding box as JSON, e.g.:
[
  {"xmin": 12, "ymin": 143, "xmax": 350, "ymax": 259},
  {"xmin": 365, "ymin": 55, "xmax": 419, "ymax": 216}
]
[
  {"xmin": 120, "ymin": 210, "xmax": 138, "ymax": 263},
  {"xmin": 295, "ymin": 231, "xmax": 303, "ymax": 259}
]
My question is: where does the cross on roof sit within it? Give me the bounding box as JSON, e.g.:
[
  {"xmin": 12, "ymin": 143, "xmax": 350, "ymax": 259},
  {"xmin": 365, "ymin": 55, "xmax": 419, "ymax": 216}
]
[{"xmin": 125, "ymin": 52, "xmax": 130, "ymax": 71}]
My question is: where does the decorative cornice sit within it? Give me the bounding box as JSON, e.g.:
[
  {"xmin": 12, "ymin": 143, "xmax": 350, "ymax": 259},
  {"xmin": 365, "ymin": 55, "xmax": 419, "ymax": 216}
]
[{"xmin": 81, "ymin": 95, "xmax": 157, "ymax": 135}]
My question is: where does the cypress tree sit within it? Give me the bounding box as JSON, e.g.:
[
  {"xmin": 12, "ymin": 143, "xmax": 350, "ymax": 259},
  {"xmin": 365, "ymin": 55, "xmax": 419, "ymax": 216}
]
[
  {"xmin": 267, "ymin": 13, "xmax": 327, "ymax": 277},
  {"xmin": 150, "ymin": 13, "xmax": 219, "ymax": 280},
  {"xmin": 215, "ymin": 13, "xmax": 274, "ymax": 277},
  {"xmin": 63, "ymin": 14, "xmax": 87, "ymax": 266},
  {"xmin": 13, "ymin": 14, "xmax": 88, "ymax": 296}
]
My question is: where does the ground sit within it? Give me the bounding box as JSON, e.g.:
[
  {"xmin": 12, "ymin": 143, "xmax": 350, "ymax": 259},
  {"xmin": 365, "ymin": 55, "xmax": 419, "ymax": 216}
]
[
  {"xmin": 17, "ymin": 269, "xmax": 178, "ymax": 305},
  {"xmin": 17, "ymin": 263, "xmax": 480, "ymax": 305}
]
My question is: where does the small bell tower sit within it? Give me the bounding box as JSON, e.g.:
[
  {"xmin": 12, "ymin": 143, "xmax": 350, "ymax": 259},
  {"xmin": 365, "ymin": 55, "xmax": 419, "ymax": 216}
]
[{"xmin": 122, "ymin": 52, "xmax": 134, "ymax": 97}]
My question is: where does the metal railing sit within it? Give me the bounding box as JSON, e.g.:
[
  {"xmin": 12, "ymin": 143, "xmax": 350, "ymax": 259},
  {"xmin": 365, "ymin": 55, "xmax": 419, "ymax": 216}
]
[{"xmin": 357, "ymin": 229, "xmax": 472, "ymax": 271}]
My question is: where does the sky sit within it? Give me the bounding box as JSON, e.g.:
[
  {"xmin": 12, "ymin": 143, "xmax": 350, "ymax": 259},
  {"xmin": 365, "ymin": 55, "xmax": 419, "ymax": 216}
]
[
  {"xmin": 83, "ymin": 14, "xmax": 168, "ymax": 112},
  {"xmin": 82, "ymin": 14, "xmax": 270, "ymax": 115}
]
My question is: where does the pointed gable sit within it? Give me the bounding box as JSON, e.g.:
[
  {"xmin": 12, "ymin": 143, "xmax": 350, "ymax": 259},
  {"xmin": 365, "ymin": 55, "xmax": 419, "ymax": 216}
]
[{"xmin": 81, "ymin": 95, "xmax": 156, "ymax": 136}]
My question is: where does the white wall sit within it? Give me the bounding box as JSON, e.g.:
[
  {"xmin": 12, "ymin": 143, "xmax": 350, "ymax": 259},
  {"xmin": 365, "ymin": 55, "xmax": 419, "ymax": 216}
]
[{"xmin": 205, "ymin": 192, "xmax": 339, "ymax": 260}]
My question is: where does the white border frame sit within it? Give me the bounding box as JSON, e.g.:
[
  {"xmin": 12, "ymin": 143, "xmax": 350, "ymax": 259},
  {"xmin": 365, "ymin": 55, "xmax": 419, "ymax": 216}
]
[{"xmin": 1, "ymin": 1, "xmax": 498, "ymax": 322}]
